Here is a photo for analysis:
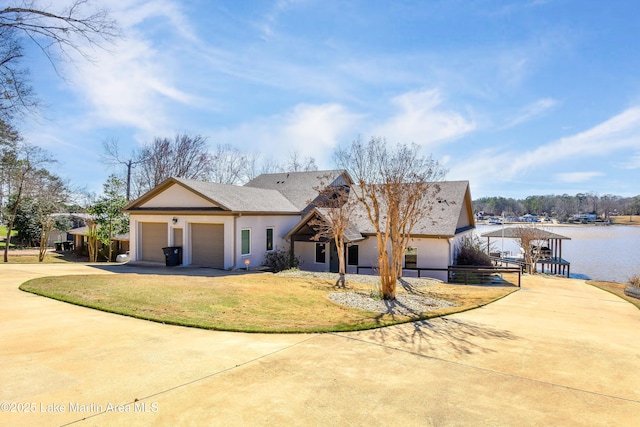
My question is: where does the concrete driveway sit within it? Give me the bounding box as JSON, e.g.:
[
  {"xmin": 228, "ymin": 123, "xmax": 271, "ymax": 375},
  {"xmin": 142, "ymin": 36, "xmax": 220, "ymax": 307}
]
[{"xmin": 1, "ymin": 263, "xmax": 639, "ymax": 426}]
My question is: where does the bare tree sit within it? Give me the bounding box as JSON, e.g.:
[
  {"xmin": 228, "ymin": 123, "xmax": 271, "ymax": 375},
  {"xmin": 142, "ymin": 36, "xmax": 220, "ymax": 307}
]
[
  {"xmin": 259, "ymin": 155, "xmax": 284, "ymax": 175},
  {"xmin": 511, "ymin": 225, "xmax": 550, "ymax": 273},
  {"xmin": 0, "ymin": 25, "xmax": 36, "ymax": 120},
  {"xmin": 0, "ymin": 1, "xmax": 119, "ymax": 119},
  {"xmin": 335, "ymin": 137, "xmax": 446, "ymax": 300},
  {"xmin": 208, "ymin": 144, "xmax": 247, "ymax": 185},
  {"xmin": 241, "ymin": 151, "xmax": 261, "ymax": 182},
  {"xmin": 285, "ymin": 150, "xmax": 317, "ymax": 172},
  {"xmin": 34, "ymin": 171, "xmax": 69, "ymax": 261},
  {"xmin": 3, "ymin": 142, "xmax": 55, "ymax": 262},
  {"xmin": 0, "ymin": 119, "xmax": 21, "ymax": 220},
  {"xmin": 307, "ymin": 174, "xmax": 358, "ymax": 288},
  {"xmin": 132, "ymin": 133, "xmax": 212, "ymax": 196},
  {"xmin": 101, "ymin": 138, "xmax": 150, "ymax": 201}
]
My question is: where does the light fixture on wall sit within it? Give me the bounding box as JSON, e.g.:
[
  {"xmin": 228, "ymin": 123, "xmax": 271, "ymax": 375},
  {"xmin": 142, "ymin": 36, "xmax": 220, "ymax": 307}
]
[{"xmin": 172, "ymin": 217, "xmax": 178, "ymax": 224}]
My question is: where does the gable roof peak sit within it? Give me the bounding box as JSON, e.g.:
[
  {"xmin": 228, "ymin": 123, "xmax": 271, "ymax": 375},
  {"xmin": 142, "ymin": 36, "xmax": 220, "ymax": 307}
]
[{"xmin": 245, "ymin": 169, "xmax": 350, "ymax": 210}]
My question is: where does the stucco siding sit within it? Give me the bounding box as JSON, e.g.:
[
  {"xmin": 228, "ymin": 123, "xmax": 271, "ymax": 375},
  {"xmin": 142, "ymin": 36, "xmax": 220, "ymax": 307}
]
[
  {"xmin": 234, "ymin": 215, "xmax": 300, "ymax": 269},
  {"xmin": 294, "ymin": 236, "xmax": 454, "ymax": 281},
  {"xmin": 296, "ymin": 241, "xmax": 328, "ymax": 272},
  {"xmin": 140, "ymin": 184, "xmax": 219, "ymax": 208}
]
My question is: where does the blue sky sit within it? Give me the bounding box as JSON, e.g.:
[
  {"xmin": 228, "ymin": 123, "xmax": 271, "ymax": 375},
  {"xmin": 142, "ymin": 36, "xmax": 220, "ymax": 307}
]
[{"xmin": 20, "ymin": 0, "xmax": 640, "ymax": 199}]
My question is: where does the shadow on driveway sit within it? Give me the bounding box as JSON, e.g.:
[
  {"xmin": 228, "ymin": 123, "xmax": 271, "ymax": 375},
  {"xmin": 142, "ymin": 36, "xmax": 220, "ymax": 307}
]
[
  {"xmin": 84, "ymin": 262, "xmax": 267, "ymax": 278},
  {"xmin": 343, "ymin": 315, "xmax": 519, "ymax": 359}
]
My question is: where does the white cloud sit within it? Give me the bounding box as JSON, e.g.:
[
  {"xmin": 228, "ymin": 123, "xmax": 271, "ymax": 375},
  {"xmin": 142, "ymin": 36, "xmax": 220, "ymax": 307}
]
[
  {"xmin": 60, "ymin": 1, "xmax": 197, "ymax": 133},
  {"xmin": 370, "ymin": 89, "xmax": 476, "ymax": 147},
  {"xmin": 68, "ymin": 40, "xmax": 193, "ymax": 132},
  {"xmin": 554, "ymin": 171, "xmax": 604, "ymax": 183},
  {"xmin": 616, "ymin": 152, "xmax": 640, "ymax": 170},
  {"xmin": 503, "ymin": 98, "xmax": 558, "ymax": 128},
  {"xmin": 109, "ymin": 0, "xmax": 197, "ymax": 41},
  {"xmin": 210, "ymin": 103, "xmax": 361, "ymax": 167},
  {"xmin": 259, "ymin": 0, "xmax": 305, "ymax": 41},
  {"xmin": 449, "ymin": 106, "xmax": 640, "ymax": 193}
]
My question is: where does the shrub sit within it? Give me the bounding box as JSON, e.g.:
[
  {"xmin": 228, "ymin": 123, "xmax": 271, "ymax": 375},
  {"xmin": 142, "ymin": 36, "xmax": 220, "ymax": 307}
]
[
  {"xmin": 263, "ymin": 247, "xmax": 300, "ymax": 273},
  {"xmin": 454, "ymin": 236, "xmax": 493, "ymax": 266},
  {"xmin": 628, "ymin": 274, "xmax": 640, "ymax": 288}
]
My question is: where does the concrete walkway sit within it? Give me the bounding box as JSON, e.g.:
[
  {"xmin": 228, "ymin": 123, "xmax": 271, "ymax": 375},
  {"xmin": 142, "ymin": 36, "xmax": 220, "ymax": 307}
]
[{"xmin": 1, "ymin": 264, "xmax": 638, "ymax": 426}]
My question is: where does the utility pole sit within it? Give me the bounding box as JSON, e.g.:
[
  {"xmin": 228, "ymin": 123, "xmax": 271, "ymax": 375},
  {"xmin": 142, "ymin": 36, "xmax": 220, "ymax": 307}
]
[{"xmin": 101, "ymin": 139, "xmax": 147, "ymax": 201}]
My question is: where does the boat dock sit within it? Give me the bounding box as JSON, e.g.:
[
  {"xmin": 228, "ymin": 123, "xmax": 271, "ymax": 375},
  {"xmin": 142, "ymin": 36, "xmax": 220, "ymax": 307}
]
[{"xmin": 482, "ymin": 227, "xmax": 572, "ymax": 278}]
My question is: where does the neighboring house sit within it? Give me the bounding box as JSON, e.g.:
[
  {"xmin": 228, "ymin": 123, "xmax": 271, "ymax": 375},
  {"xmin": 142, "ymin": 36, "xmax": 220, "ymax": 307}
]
[
  {"xmin": 46, "ymin": 213, "xmax": 92, "ymax": 246},
  {"xmin": 123, "ymin": 170, "xmax": 476, "ymax": 281},
  {"xmin": 573, "ymin": 213, "xmax": 597, "ymax": 222},
  {"xmin": 67, "ymin": 226, "xmax": 129, "ymax": 259}
]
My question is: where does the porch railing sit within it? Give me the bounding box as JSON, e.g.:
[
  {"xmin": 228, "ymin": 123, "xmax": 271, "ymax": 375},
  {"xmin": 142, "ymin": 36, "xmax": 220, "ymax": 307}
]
[{"xmin": 355, "ymin": 265, "xmax": 521, "ymax": 287}]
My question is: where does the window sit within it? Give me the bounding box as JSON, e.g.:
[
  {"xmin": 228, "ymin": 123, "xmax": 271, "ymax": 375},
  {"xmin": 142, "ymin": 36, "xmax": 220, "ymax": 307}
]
[
  {"xmin": 241, "ymin": 229, "xmax": 251, "ymax": 255},
  {"xmin": 405, "ymin": 247, "xmax": 417, "ymax": 269},
  {"xmin": 347, "ymin": 245, "xmax": 359, "ymax": 266},
  {"xmin": 266, "ymin": 228, "xmax": 274, "ymax": 251},
  {"xmin": 315, "ymin": 243, "xmax": 326, "ymax": 263}
]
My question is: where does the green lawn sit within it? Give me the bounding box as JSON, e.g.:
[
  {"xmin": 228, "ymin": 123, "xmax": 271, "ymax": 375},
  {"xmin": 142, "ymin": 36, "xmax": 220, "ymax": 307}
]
[
  {"xmin": 0, "ymin": 225, "xmax": 17, "ymax": 236},
  {"xmin": 2, "ymin": 252, "xmax": 87, "ymax": 263},
  {"xmin": 0, "ymin": 225, "xmax": 18, "ymax": 248},
  {"xmin": 19, "ymin": 273, "xmax": 518, "ymax": 333}
]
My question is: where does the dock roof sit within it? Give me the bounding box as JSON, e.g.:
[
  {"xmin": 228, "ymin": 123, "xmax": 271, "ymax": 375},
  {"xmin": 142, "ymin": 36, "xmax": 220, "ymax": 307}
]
[{"xmin": 481, "ymin": 227, "xmax": 571, "ymax": 240}]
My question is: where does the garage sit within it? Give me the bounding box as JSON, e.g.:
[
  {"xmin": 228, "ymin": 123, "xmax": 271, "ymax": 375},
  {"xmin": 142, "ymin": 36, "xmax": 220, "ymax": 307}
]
[
  {"xmin": 191, "ymin": 223, "xmax": 225, "ymax": 268},
  {"xmin": 140, "ymin": 222, "xmax": 168, "ymax": 263}
]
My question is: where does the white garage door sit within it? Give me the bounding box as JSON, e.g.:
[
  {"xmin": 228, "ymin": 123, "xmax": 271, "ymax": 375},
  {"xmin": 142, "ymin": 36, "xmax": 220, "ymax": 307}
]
[
  {"xmin": 191, "ymin": 223, "xmax": 224, "ymax": 268},
  {"xmin": 140, "ymin": 222, "xmax": 168, "ymax": 263}
]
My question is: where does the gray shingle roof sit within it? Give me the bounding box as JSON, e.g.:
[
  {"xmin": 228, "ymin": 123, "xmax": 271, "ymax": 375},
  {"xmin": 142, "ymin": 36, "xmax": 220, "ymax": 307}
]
[
  {"xmin": 348, "ymin": 181, "xmax": 473, "ymax": 237},
  {"xmin": 172, "ymin": 177, "xmax": 299, "ymax": 212},
  {"xmin": 244, "ymin": 170, "xmax": 347, "ymax": 210},
  {"xmin": 285, "ymin": 181, "xmax": 474, "ymax": 239},
  {"xmin": 315, "ymin": 207, "xmax": 365, "ymax": 242}
]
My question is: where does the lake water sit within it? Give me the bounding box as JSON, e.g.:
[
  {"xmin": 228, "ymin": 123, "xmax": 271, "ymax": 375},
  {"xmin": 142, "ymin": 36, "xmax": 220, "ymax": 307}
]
[{"xmin": 476, "ymin": 224, "xmax": 640, "ymax": 283}]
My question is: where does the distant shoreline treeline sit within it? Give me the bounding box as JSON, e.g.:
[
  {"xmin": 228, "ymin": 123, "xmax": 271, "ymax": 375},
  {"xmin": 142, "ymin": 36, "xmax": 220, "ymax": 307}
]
[{"xmin": 473, "ymin": 193, "xmax": 640, "ymax": 219}]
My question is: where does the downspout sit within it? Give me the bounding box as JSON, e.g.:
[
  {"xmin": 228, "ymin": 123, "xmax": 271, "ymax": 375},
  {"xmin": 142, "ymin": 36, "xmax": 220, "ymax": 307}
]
[{"xmin": 233, "ymin": 214, "xmax": 238, "ymax": 269}]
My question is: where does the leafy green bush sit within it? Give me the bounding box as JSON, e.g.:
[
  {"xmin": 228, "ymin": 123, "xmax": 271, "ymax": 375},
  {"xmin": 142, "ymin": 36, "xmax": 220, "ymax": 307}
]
[
  {"xmin": 454, "ymin": 236, "xmax": 493, "ymax": 266},
  {"xmin": 263, "ymin": 247, "xmax": 300, "ymax": 273}
]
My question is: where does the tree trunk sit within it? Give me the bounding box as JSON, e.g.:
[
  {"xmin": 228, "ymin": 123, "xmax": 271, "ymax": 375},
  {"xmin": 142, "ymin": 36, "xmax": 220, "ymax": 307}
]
[
  {"xmin": 38, "ymin": 223, "xmax": 47, "ymax": 262},
  {"xmin": 86, "ymin": 221, "xmax": 98, "ymax": 262},
  {"xmin": 3, "ymin": 204, "xmax": 19, "ymax": 262},
  {"xmin": 379, "ymin": 252, "xmax": 396, "ymax": 300},
  {"xmin": 107, "ymin": 220, "xmax": 113, "ymax": 262},
  {"xmin": 3, "ymin": 226, "xmax": 11, "ymax": 263},
  {"xmin": 335, "ymin": 237, "xmax": 346, "ymax": 288},
  {"xmin": 38, "ymin": 219, "xmax": 54, "ymax": 262}
]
